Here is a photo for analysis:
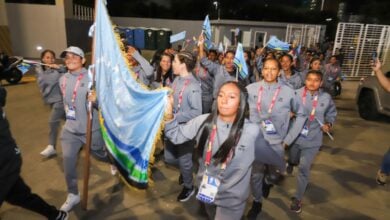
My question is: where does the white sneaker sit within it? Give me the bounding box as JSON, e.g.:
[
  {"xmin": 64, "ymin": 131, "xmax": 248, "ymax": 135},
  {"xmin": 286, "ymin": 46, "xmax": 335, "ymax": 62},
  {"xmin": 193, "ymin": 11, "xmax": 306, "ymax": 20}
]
[
  {"xmin": 110, "ymin": 165, "xmax": 118, "ymax": 176},
  {"xmin": 40, "ymin": 145, "xmax": 56, "ymax": 157},
  {"xmin": 60, "ymin": 193, "xmax": 80, "ymax": 212}
]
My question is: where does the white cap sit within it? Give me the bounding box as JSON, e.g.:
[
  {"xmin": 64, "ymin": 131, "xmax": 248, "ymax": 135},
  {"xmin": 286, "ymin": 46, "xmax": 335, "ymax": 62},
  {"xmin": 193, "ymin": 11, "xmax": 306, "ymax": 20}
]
[{"xmin": 61, "ymin": 46, "xmax": 85, "ymax": 58}]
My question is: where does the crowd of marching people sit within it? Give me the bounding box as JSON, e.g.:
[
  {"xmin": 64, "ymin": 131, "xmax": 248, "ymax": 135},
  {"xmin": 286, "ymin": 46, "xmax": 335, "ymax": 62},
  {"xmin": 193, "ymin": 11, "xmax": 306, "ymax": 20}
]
[{"xmin": 9, "ymin": 27, "xmax": 390, "ymax": 219}]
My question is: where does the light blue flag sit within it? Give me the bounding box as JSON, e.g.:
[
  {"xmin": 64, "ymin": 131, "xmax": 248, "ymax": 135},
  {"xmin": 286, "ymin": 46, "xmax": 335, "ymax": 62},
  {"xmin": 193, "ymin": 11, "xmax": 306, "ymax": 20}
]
[
  {"xmin": 94, "ymin": 0, "xmax": 169, "ymax": 189},
  {"xmin": 218, "ymin": 42, "xmax": 224, "ymax": 53},
  {"xmin": 16, "ymin": 63, "xmax": 31, "ymax": 75},
  {"xmin": 202, "ymin": 15, "xmax": 212, "ymax": 50},
  {"xmin": 170, "ymin": 31, "xmax": 186, "ymax": 43},
  {"xmin": 233, "ymin": 43, "xmax": 248, "ymax": 79},
  {"xmin": 266, "ymin": 36, "xmax": 290, "ymax": 51}
]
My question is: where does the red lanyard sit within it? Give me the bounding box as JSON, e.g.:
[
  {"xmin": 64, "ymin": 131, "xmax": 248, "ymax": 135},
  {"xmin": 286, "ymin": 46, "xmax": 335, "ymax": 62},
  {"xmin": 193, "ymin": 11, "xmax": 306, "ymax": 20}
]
[
  {"xmin": 204, "ymin": 124, "xmax": 232, "ymax": 170},
  {"xmin": 256, "ymin": 85, "xmax": 281, "ymax": 114},
  {"xmin": 61, "ymin": 74, "xmax": 84, "ymax": 106},
  {"xmin": 173, "ymin": 79, "xmax": 190, "ymax": 111},
  {"xmin": 302, "ymin": 88, "xmax": 318, "ymax": 122}
]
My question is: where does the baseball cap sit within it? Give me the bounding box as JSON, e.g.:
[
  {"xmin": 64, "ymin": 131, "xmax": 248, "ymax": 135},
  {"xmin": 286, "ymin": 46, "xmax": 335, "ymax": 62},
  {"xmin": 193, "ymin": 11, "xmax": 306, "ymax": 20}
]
[{"xmin": 61, "ymin": 46, "xmax": 85, "ymax": 58}]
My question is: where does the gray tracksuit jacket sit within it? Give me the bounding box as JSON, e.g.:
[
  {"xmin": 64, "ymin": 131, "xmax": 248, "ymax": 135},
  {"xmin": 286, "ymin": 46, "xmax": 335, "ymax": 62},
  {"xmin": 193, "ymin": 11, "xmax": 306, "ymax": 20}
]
[
  {"xmin": 171, "ymin": 73, "xmax": 202, "ymax": 123},
  {"xmin": 165, "ymin": 114, "xmax": 261, "ymax": 208},
  {"xmin": 293, "ymin": 87, "xmax": 337, "ymax": 148},
  {"xmin": 200, "ymin": 57, "xmax": 236, "ymax": 99},
  {"xmin": 194, "ymin": 61, "xmax": 214, "ymax": 103},
  {"xmin": 59, "ymin": 68, "xmax": 100, "ymax": 134},
  {"xmin": 131, "ymin": 51, "xmax": 154, "ymax": 87},
  {"xmin": 278, "ymin": 69, "xmax": 305, "ymax": 90},
  {"xmin": 246, "ymin": 80, "xmax": 307, "ymax": 146},
  {"xmin": 36, "ymin": 65, "xmax": 66, "ymax": 104}
]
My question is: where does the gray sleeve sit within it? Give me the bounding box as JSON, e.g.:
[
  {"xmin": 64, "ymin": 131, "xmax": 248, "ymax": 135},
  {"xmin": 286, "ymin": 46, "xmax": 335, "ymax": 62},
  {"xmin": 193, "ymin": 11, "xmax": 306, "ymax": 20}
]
[
  {"xmin": 284, "ymin": 92, "xmax": 307, "ymax": 145},
  {"xmin": 132, "ymin": 51, "xmax": 154, "ymax": 79},
  {"xmin": 165, "ymin": 114, "xmax": 209, "ymax": 145},
  {"xmin": 175, "ymin": 84, "xmax": 202, "ymax": 123},
  {"xmin": 325, "ymin": 97, "xmax": 337, "ymax": 124},
  {"xmin": 200, "ymin": 57, "xmax": 220, "ymax": 76},
  {"xmin": 255, "ymin": 56, "xmax": 263, "ymax": 71},
  {"xmin": 35, "ymin": 65, "xmax": 45, "ymax": 93}
]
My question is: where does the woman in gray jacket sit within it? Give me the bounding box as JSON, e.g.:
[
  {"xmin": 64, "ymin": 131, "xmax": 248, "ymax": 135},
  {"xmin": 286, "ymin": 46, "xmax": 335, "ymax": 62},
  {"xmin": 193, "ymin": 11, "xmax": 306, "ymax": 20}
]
[
  {"xmin": 36, "ymin": 49, "xmax": 66, "ymax": 157},
  {"xmin": 165, "ymin": 81, "xmax": 267, "ymax": 220}
]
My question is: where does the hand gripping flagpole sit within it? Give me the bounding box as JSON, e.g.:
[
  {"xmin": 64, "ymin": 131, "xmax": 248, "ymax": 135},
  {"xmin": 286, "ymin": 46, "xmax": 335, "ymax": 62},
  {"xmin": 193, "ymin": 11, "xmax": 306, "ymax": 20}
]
[
  {"xmin": 82, "ymin": 0, "xmax": 98, "ymax": 210},
  {"xmin": 315, "ymin": 117, "xmax": 334, "ymax": 141}
]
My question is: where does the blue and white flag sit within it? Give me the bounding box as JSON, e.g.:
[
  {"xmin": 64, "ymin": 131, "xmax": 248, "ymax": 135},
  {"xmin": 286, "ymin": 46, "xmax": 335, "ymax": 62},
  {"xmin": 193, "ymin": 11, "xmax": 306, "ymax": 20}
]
[
  {"xmin": 202, "ymin": 15, "xmax": 213, "ymax": 50},
  {"xmin": 233, "ymin": 43, "xmax": 248, "ymax": 80},
  {"xmin": 170, "ymin": 31, "xmax": 186, "ymax": 43},
  {"xmin": 94, "ymin": 0, "xmax": 169, "ymax": 189},
  {"xmin": 16, "ymin": 63, "xmax": 31, "ymax": 75},
  {"xmin": 266, "ymin": 36, "xmax": 290, "ymax": 51}
]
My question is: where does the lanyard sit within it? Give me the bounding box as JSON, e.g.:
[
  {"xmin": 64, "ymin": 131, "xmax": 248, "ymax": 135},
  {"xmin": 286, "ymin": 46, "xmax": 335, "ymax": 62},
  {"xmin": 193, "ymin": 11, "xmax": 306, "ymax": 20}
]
[
  {"xmin": 173, "ymin": 79, "xmax": 190, "ymax": 111},
  {"xmin": 204, "ymin": 124, "xmax": 232, "ymax": 170},
  {"xmin": 256, "ymin": 85, "xmax": 281, "ymax": 114},
  {"xmin": 302, "ymin": 88, "xmax": 319, "ymax": 123},
  {"xmin": 61, "ymin": 73, "xmax": 84, "ymax": 106}
]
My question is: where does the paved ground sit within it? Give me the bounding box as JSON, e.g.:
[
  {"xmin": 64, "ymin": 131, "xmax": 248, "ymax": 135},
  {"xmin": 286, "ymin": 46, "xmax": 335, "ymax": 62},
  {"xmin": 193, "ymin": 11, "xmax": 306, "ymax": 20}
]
[{"xmin": 0, "ymin": 76, "xmax": 389, "ymax": 220}]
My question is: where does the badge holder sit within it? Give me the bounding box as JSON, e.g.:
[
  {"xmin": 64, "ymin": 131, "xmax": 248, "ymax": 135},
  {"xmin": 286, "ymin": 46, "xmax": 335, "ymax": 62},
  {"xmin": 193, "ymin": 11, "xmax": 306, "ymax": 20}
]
[
  {"xmin": 65, "ymin": 105, "xmax": 76, "ymax": 120},
  {"xmin": 263, "ymin": 119, "xmax": 277, "ymax": 135},
  {"xmin": 300, "ymin": 125, "xmax": 309, "ymax": 138},
  {"xmin": 196, "ymin": 172, "xmax": 221, "ymax": 204}
]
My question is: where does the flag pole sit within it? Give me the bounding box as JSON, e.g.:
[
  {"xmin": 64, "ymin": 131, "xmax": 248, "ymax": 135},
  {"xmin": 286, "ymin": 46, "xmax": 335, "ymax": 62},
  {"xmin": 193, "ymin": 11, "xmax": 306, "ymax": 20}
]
[{"xmin": 82, "ymin": 0, "xmax": 98, "ymax": 211}]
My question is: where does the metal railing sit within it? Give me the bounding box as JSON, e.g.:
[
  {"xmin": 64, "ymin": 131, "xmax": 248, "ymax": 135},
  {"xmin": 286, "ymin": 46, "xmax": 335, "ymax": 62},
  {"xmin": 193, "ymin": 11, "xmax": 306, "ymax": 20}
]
[{"xmin": 73, "ymin": 4, "xmax": 93, "ymax": 21}]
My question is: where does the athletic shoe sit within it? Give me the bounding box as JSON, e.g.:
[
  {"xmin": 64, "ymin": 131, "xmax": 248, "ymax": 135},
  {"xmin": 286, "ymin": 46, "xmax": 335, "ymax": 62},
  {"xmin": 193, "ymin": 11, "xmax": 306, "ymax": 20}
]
[
  {"xmin": 246, "ymin": 201, "xmax": 262, "ymax": 219},
  {"xmin": 290, "ymin": 197, "xmax": 302, "ymax": 213},
  {"xmin": 376, "ymin": 169, "xmax": 387, "ymax": 185},
  {"xmin": 40, "ymin": 145, "xmax": 56, "ymax": 157},
  {"xmin": 177, "ymin": 186, "xmax": 194, "ymax": 202},
  {"xmin": 60, "ymin": 193, "xmax": 80, "ymax": 212}
]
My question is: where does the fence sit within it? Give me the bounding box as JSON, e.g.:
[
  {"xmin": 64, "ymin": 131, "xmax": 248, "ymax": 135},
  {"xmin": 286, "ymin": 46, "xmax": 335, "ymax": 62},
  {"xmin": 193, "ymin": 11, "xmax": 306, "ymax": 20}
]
[
  {"xmin": 333, "ymin": 23, "xmax": 390, "ymax": 77},
  {"xmin": 73, "ymin": 4, "xmax": 94, "ymax": 21},
  {"xmin": 285, "ymin": 24, "xmax": 321, "ymax": 47}
]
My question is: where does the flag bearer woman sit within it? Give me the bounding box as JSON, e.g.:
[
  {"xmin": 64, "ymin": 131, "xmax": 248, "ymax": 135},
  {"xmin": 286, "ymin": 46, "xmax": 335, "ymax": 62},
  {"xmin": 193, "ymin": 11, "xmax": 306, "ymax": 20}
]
[
  {"xmin": 245, "ymin": 58, "xmax": 307, "ymax": 219},
  {"xmin": 165, "ymin": 81, "xmax": 270, "ymax": 220},
  {"xmin": 58, "ymin": 46, "xmax": 108, "ymax": 212},
  {"xmin": 36, "ymin": 49, "xmax": 67, "ymax": 158},
  {"xmin": 286, "ymin": 70, "xmax": 336, "ymax": 213},
  {"xmin": 164, "ymin": 51, "xmax": 202, "ymax": 202}
]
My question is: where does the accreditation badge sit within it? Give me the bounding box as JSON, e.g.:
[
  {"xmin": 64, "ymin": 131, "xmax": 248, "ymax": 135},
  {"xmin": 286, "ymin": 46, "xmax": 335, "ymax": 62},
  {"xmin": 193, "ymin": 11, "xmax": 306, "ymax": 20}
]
[
  {"xmin": 300, "ymin": 125, "xmax": 309, "ymax": 137},
  {"xmin": 196, "ymin": 173, "xmax": 220, "ymax": 204},
  {"xmin": 262, "ymin": 119, "xmax": 277, "ymax": 135},
  {"xmin": 65, "ymin": 105, "xmax": 76, "ymax": 120}
]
